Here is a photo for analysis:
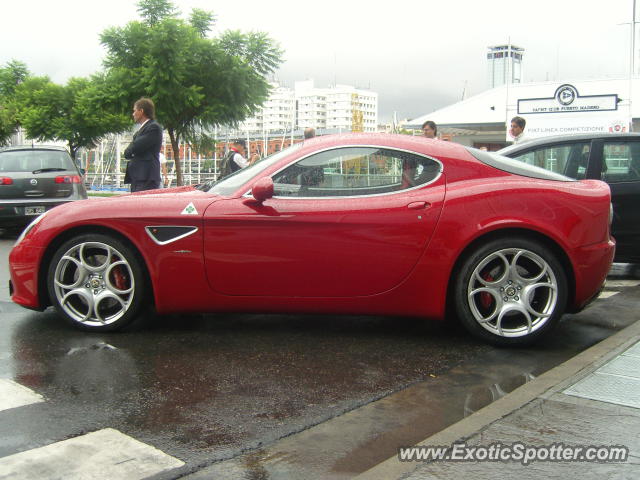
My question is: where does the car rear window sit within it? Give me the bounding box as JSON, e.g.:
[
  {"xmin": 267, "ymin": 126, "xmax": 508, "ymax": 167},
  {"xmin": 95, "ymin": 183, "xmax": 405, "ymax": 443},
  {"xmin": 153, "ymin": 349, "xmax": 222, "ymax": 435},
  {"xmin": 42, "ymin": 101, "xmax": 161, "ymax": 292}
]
[
  {"xmin": 0, "ymin": 150, "xmax": 74, "ymax": 173},
  {"xmin": 466, "ymin": 147, "xmax": 575, "ymax": 182}
]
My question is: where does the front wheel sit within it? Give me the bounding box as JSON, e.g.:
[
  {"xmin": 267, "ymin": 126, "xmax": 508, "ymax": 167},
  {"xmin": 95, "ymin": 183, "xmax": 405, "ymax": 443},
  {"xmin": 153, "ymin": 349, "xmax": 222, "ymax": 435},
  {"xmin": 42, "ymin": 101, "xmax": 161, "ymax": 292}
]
[
  {"xmin": 47, "ymin": 233, "xmax": 150, "ymax": 332},
  {"xmin": 454, "ymin": 237, "xmax": 568, "ymax": 346}
]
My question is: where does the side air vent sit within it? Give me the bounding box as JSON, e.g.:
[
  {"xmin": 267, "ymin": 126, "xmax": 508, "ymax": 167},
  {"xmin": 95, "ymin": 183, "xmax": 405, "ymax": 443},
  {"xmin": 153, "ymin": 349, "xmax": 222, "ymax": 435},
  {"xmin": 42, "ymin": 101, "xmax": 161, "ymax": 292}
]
[{"xmin": 145, "ymin": 226, "xmax": 198, "ymax": 245}]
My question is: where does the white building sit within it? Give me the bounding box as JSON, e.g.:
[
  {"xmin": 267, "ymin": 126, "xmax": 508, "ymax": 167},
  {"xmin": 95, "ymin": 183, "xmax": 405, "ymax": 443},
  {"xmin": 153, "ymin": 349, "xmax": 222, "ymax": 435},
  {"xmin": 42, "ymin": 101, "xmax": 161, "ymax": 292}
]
[
  {"xmin": 295, "ymin": 80, "xmax": 327, "ymax": 130},
  {"xmin": 239, "ymin": 82, "xmax": 296, "ymax": 133},
  {"xmin": 408, "ymin": 77, "xmax": 636, "ymax": 148},
  {"xmin": 239, "ymin": 80, "xmax": 378, "ymax": 135},
  {"xmin": 296, "ymin": 80, "xmax": 378, "ymax": 132},
  {"xmin": 307, "ymin": 82, "xmax": 378, "ymax": 132},
  {"xmin": 487, "ymin": 44, "xmax": 524, "ymax": 89}
]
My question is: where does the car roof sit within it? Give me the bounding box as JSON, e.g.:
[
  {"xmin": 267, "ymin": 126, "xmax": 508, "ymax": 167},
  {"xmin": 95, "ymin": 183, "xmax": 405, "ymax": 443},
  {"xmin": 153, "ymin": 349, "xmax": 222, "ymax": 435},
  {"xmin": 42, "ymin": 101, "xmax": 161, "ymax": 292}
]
[
  {"xmin": 298, "ymin": 132, "xmax": 470, "ymax": 158},
  {"xmin": 0, "ymin": 145, "xmax": 70, "ymax": 154},
  {"xmin": 499, "ymin": 132, "xmax": 640, "ymax": 154}
]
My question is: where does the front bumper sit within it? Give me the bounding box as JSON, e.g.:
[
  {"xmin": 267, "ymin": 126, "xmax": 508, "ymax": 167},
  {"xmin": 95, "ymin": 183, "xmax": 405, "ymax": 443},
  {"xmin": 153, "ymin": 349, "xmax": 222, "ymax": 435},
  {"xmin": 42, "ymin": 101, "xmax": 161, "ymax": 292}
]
[{"xmin": 9, "ymin": 241, "xmax": 47, "ymax": 310}]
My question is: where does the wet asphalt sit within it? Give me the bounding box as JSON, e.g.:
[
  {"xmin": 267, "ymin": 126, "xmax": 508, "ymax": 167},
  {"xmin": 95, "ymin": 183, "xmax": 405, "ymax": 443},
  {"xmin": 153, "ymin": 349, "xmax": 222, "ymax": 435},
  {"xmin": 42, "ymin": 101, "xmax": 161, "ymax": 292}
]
[{"xmin": 0, "ymin": 236, "xmax": 638, "ymax": 479}]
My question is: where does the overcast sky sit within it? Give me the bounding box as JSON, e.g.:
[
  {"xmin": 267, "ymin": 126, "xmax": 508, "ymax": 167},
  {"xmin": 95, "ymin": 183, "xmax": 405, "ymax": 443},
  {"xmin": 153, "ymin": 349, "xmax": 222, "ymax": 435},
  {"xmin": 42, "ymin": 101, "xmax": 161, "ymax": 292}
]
[{"xmin": 0, "ymin": 0, "xmax": 635, "ymax": 122}]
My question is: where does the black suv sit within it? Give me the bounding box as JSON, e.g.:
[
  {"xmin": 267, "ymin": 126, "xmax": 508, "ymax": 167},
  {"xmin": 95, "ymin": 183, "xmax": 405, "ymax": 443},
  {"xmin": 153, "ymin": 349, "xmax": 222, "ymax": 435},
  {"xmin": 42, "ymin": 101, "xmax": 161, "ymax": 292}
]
[
  {"xmin": 499, "ymin": 133, "xmax": 640, "ymax": 263},
  {"xmin": 0, "ymin": 145, "xmax": 88, "ymax": 231}
]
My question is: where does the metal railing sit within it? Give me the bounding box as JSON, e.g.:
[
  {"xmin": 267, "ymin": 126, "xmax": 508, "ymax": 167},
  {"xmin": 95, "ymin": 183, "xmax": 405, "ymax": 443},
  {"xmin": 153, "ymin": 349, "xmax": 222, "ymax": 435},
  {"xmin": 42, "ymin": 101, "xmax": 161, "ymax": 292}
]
[{"xmin": 83, "ymin": 171, "xmax": 221, "ymax": 191}]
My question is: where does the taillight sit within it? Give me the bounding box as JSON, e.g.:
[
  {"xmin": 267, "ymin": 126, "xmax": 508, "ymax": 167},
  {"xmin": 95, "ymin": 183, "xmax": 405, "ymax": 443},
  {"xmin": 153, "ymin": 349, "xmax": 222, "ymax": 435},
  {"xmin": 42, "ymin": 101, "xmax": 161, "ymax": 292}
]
[
  {"xmin": 54, "ymin": 175, "xmax": 82, "ymax": 184},
  {"xmin": 0, "ymin": 177, "xmax": 13, "ymax": 185}
]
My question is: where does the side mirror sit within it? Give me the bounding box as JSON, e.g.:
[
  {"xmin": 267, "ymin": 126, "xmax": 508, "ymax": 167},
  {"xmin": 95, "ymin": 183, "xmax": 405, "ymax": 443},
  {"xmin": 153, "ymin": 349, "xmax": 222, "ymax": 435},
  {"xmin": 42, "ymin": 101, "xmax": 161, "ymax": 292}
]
[{"xmin": 251, "ymin": 177, "xmax": 274, "ymax": 203}]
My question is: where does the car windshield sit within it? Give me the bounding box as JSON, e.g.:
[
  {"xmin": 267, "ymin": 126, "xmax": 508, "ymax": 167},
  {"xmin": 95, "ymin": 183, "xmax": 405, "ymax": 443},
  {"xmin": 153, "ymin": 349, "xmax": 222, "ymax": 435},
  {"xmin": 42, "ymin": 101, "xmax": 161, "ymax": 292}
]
[
  {"xmin": 206, "ymin": 143, "xmax": 303, "ymax": 195},
  {"xmin": 465, "ymin": 146, "xmax": 575, "ymax": 182},
  {"xmin": 0, "ymin": 150, "xmax": 74, "ymax": 173}
]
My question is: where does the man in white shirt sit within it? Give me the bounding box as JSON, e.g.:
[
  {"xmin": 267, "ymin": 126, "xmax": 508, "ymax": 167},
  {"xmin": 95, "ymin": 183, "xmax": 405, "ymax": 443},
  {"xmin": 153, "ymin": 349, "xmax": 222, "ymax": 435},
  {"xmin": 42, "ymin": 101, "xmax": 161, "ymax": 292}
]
[
  {"xmin": 421, "ymin": 120, "xmax": 437, "ymax": 139},
  {"xmin": 219, "ymin": 140, "xmax": 250, "ymax": 178},
  {"xmin": 230, "ymin": 140, "xmax": 248, "ymax": 170},
  {"xmin": 510, "ymin": 116, "xmax": 529, "ymax": 144}
]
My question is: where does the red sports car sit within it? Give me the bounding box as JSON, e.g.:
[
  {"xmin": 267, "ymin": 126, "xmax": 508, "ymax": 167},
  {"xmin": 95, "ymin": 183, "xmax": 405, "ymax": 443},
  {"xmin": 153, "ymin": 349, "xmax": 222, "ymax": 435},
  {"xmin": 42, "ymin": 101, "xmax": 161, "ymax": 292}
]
[{"xmin": 8, "ymin": 134, "xmax": 615, "ymax": 346}]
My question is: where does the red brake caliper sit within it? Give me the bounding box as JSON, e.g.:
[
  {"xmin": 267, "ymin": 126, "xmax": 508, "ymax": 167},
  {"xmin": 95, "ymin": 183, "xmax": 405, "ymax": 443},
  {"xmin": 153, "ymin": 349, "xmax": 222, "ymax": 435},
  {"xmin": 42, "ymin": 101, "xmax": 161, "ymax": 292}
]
[
  {"xmin": 480, "ymin": 272, "xmax": 494, "ymax": 309},
  {"xmin": 111, "ymin": 258, "xmax": 127, "ymax": 290}
]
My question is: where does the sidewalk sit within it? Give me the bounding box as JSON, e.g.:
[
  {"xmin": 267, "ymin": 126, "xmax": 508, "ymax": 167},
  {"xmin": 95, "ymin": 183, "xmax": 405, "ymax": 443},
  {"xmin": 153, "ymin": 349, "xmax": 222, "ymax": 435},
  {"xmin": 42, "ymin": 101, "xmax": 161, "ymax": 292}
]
[{"xmin": 356, "ymin": 317, "xmax": 640, "ymax": 479}]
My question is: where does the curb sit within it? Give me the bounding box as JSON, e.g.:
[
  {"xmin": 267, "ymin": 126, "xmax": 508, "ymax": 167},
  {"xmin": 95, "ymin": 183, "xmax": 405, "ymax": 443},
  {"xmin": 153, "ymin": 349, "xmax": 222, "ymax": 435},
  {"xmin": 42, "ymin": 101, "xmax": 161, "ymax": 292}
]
[{"xmin": 354, "ymin": 318, "xmax": 640, "ymax": 480}]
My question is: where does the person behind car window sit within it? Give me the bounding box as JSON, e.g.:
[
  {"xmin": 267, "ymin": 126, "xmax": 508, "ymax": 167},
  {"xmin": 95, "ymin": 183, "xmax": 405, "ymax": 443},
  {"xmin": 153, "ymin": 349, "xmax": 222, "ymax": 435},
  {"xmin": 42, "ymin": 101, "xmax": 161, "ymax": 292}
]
[
  {"xmin": 422, "ymin": 120, "xmax": 437, "ymax": 139},
  {"xmin": 402, "ymin": 158, "xmax": 418, "ymax": 187},
  {"xmin": 510, "ymin": 116, "xmax": 529, "ymax": 144}
]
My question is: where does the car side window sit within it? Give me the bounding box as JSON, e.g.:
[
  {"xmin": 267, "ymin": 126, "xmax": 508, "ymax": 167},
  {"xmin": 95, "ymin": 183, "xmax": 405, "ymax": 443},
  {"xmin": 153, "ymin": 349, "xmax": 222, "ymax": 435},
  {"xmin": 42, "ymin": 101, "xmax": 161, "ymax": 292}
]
[
  {"xmin": 271, "ymin": 147, "xmax": 440, "ymax": 197},
  {"xmin": 510, "ymin": 142, "xmax": 590, "ymax": 179},
  {"xmin": 602, "ymin": 142, "xmax": 640, "ymax": 183}
]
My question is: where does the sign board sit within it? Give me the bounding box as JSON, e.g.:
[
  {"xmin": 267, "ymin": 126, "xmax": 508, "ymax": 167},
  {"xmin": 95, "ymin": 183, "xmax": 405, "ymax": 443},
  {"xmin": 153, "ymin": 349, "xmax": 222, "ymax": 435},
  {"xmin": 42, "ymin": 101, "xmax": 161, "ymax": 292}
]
[
  {"xmin": 518, "ymin": 84, "xmax": 618, "ymax": 114},
  {"xmin": 507, "ymin": 84, "xmax": 630, "ymax": 141}
]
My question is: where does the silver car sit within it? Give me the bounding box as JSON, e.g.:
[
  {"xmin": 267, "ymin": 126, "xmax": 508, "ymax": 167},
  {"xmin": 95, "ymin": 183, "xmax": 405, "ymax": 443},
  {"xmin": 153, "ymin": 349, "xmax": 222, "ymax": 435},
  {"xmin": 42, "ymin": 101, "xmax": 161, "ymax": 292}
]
[{"xmin": 0, "ymin": 145, "xmax": 88, "ymax": 232}]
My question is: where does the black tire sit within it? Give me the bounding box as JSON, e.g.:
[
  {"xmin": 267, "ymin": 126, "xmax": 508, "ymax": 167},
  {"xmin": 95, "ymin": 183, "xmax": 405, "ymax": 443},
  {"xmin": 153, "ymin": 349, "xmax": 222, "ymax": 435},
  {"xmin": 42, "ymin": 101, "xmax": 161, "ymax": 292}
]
[
  {"xmin": 454, "ymin": 236, "xmax": 567, "ymax": 346},
  {"xmin": 47, "ymin": 233, "xmax": 150, "ymax": 332}
]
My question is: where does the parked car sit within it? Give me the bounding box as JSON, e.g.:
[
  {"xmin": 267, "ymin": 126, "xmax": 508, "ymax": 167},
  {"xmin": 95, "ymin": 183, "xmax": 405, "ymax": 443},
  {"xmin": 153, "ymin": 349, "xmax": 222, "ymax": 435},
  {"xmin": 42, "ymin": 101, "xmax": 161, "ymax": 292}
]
[
  {"xmin": 499, "ymin": 133, "xmax": 640, "ymax": 263},
  {"xmin": 0, "ymin": 145, "xmax": 87, "ymax": 232},
  {"xmin": 9, "ymin": 134, "xmax": 614, "ymax": 346}
]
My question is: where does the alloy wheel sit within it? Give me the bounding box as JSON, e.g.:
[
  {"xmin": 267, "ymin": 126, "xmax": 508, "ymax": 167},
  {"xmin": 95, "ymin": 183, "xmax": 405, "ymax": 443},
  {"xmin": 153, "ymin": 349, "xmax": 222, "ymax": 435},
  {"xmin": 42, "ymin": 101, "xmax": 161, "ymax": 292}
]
[
  {"xmin": 466, "ymin": 247, "xmax": 558, "ymax": 338},
  {"xmin": 52, "ymin": 241, "xmax": 135, "ymax": 327}
]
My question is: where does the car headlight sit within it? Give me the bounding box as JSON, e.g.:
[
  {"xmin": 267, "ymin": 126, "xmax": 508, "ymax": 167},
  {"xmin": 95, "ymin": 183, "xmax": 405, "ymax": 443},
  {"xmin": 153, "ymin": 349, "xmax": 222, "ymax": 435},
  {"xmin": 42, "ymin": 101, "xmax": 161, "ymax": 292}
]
[{"xmin": 15, "ymin": 211, "xmax": 48, "ymax": 246}]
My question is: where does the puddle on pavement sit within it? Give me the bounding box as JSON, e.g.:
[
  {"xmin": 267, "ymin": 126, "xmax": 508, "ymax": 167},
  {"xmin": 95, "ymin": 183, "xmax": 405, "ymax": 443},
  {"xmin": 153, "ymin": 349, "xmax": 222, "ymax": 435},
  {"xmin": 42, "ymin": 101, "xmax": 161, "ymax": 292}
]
[{"xmin": 463, "ymin": 371, "xmax": 537, "ymax": 417}]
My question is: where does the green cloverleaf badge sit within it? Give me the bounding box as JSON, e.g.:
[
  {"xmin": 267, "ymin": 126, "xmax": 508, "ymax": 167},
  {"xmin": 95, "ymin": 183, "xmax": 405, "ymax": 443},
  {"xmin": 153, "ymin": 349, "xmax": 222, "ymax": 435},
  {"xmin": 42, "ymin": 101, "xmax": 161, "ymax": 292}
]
[{"xmin": 181, "ymin": 202, "xmax": 198, "ymax": 215}]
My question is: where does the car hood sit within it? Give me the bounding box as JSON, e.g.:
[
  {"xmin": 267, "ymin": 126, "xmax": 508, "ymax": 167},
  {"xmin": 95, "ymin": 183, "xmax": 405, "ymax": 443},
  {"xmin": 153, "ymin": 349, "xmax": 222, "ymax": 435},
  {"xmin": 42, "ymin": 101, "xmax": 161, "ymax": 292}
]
[{"xmin": 36, "ymin": 186, "xmax": 219, "ymax": 231}]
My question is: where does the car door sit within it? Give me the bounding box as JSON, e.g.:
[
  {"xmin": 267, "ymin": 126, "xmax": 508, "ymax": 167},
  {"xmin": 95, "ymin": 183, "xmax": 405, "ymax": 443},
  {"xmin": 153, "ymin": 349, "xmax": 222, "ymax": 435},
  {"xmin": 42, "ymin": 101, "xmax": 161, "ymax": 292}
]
[
  {"xmin": 203, "ymin": 146, "xmax": 445, "ymax": 297},
  {"xmin": 599, "ymin": 139, "xmax": 640, "ymax": 262}
]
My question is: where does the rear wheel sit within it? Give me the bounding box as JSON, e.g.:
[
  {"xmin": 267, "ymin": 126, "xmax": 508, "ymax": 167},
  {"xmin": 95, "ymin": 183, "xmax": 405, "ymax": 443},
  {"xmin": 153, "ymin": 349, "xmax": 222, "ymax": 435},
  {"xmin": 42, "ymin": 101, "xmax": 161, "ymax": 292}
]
[
  {"xmin": 454, "ymin": 237, "xmax": 567, "ymax": 346},
  {"xmin": 47, "ymin": 233, "xmax": 150, "ymax": 331}
]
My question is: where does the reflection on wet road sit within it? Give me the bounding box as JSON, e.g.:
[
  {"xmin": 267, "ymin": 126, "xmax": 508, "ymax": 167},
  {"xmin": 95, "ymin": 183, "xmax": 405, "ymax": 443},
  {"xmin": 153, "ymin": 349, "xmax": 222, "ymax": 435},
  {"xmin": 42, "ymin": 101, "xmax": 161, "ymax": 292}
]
[
  {"xmin": 1, "ymin": 308, "xmax": 487, "ymax": 462},
  {"xmin": 0, "ymin": 235, "xmax": 638, "ymax": 479},
  {"xmin": 194, "ymin": 280, "xmax": 640, "ymax": 479}
]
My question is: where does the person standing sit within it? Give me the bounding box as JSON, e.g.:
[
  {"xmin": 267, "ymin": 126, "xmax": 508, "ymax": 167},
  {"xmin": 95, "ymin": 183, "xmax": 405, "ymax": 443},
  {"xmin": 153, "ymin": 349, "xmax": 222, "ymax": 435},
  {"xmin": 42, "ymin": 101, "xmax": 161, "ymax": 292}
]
[
  {"xmin": 229, "ymin": 140, "xmax": 249, "ymax": 170},
  {"xmin": 304, "ymin": 127, "xmax": 316, "ymax": 139},
  {"xmin": 219, "ymin": 140, "xmax": 249, "ymax": 178},
  {"xmin": 421, "ymin": 120, "xmax": 437, "ymax": 139},
  {"xmin": 510, "ymin": 116, "xmax": 529, "ymax": 144},
  {"xmin": 159, "ymin": 152, "xmax": 169, "ymax": 188},
  {"xmin": 124, "ymin": 97, "xmax": 163, "ymax": 192}
]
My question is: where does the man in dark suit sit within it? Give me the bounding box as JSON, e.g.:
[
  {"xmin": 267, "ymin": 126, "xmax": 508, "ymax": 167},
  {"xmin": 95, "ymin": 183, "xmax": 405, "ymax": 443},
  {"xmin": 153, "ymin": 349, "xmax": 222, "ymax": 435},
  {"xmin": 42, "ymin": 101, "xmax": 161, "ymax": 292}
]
[{"xmin": 124, "ymin": 97, "xmax": 163, "ymax": 192}]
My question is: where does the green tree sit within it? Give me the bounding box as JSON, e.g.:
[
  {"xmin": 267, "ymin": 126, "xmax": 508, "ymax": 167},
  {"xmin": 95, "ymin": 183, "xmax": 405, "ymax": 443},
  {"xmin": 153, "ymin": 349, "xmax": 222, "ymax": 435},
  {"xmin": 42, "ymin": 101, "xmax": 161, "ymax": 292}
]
[
  {"xmin": 0, "ymin": 60, "xmax": 30, "ymax": 145},
  {"xmin": 15, "ymin": 75, "xmax": 129, "ymax": 159},
  {"xmin": 100, "ymin": 0, "xmax": 283, "ymax": 185},
  {"xmin": 189, "ymin": 8, "xmax": 215, "ymax": 37},
  {"xmin": 137, "ymin": 0, "xmax": 177, "ymax": 26}
]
